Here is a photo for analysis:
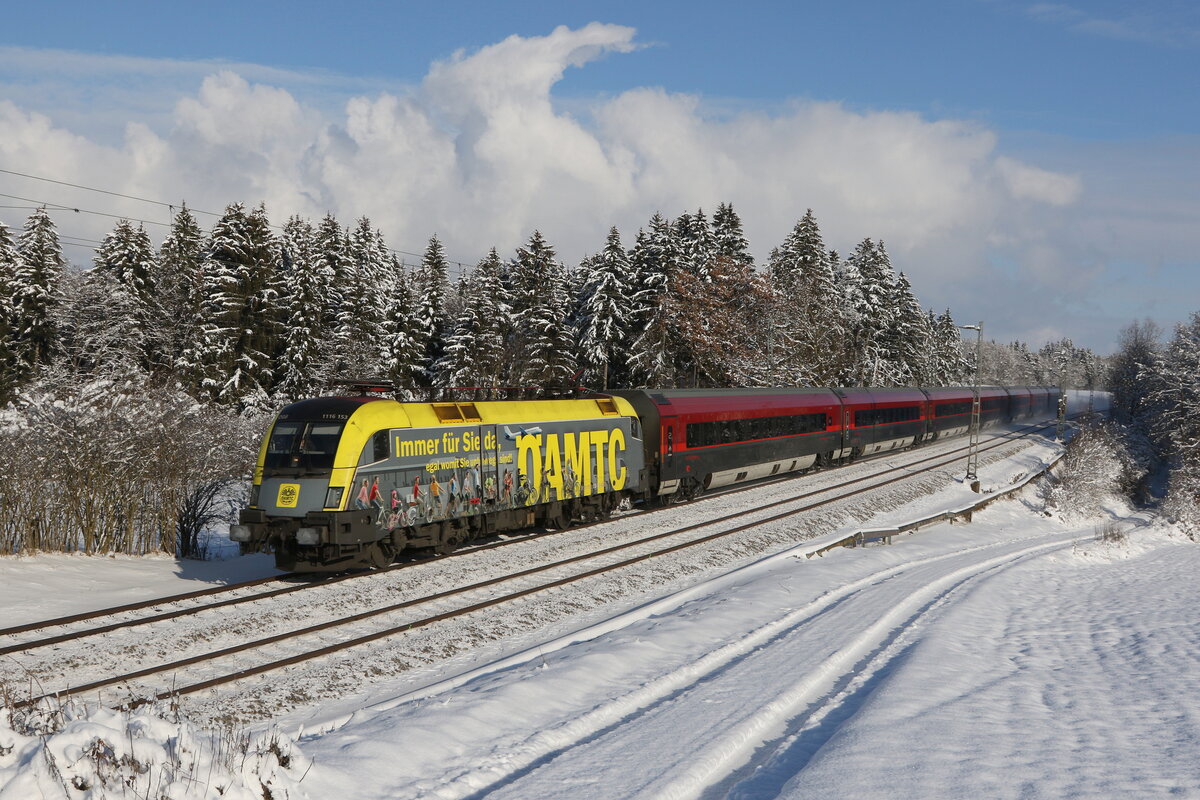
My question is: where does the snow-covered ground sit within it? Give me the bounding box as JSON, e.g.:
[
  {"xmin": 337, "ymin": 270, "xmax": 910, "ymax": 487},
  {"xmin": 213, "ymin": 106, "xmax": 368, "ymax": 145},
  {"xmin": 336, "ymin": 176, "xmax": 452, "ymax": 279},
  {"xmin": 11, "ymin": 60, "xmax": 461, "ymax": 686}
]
[
  {"xmin": 11, "ymin": 390, "xmax": 1195, "ymax": 799},
  {"xmin": 291, "ymin": 508, "xmax": 1196, "ymax": 800}
]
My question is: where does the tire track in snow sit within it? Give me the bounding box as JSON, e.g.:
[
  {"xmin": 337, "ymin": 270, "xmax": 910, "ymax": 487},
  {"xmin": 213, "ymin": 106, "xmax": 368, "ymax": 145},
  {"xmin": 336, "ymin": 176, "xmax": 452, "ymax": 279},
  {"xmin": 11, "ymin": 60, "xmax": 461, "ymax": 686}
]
[
  {"xmin": 653, "ymin": 535, "xmax": 1080, "ymax": 800},
  {"xmin": 393, "ymin": 532, "xmax": 1078, "ymax": 800}
]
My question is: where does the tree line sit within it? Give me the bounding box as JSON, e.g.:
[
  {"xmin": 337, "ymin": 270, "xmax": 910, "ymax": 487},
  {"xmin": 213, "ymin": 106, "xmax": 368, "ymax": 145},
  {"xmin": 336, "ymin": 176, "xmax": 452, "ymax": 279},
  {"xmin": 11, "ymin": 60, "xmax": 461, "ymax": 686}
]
[{"xmin": 0, "ymin": 203, "xmax": 1000, "ymax": 409}]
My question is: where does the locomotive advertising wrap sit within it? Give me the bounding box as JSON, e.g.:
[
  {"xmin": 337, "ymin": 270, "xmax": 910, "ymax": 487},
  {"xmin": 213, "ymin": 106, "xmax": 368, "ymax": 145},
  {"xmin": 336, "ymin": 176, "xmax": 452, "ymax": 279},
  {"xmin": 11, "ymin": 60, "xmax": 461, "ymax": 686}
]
[{"xmin": 346, "ymin": 417, "xmax": 639, "ymax": 531}]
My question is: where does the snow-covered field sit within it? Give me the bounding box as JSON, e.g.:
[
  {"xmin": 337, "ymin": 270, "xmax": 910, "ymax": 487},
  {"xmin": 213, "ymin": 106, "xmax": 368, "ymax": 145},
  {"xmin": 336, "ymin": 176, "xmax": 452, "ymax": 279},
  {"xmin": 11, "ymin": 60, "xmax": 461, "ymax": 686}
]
[
  {"xmin": 292, "ymin": 508, "xmax": 1196, "ymax": 800},
  {"xmin": 10, "ymin": 390, "xmax": 1196, "ymax": 799}
]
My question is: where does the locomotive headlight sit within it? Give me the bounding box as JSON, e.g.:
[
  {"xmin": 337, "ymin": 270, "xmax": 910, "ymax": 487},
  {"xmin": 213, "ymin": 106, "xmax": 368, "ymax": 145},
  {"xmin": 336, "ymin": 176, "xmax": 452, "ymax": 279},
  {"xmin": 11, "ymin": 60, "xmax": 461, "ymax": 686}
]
[
  {"xmin": 324, "ymin": 486, "xmax": 344, "ymax": 509},
  {"xmin": 296, "ymin": 526, "xmax": 322, "ymax": 546},
  {"xmin": 229, "ymin": 525, "xmax": 253, "ymax": 542}
]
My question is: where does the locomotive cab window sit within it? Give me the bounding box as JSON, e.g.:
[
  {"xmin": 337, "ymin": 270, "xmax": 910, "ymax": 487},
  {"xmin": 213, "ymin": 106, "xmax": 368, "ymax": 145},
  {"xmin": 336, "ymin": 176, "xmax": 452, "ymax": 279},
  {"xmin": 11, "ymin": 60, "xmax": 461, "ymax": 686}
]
[
  {"xmin": 265, "ymin": 421, "xmax": 344, "ymax": 470},
  {"xmin": 369, "ymin": 430, "xmax": 390, "ymax": 463}
]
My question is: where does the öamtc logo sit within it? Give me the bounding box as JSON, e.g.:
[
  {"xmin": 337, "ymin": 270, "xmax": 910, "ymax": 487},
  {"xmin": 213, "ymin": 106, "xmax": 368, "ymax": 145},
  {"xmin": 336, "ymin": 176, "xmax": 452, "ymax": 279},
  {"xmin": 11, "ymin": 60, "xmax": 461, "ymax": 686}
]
[{"xmin": 277, "ymin": 483, "xmax": 300, "ymax": 508}]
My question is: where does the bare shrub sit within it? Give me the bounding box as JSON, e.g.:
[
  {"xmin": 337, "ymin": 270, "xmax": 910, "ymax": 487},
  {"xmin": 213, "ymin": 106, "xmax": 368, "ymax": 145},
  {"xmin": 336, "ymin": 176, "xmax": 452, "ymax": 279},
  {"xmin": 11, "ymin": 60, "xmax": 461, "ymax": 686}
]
[
  {"xmin": 1094, "ymin": 520, "xmax": 1128, "ymax": 544},
  {"xmin": 0, "ymin": 370, "xmax": 268, "ymax": 556}
]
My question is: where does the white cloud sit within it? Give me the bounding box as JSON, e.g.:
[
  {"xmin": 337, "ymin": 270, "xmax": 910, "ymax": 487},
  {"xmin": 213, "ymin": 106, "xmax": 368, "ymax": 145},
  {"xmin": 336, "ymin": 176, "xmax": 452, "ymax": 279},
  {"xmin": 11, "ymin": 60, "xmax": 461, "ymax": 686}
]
[
  {"xmin": 994, "ymin": 157, "xmax": 1081, "ymax": 206},
  {"xmin": 1024, "ymin": 4, "xmax": 1200, "ymax": 48},
  {"xmin": 1, "ymin": 24, "xmax": 1193, "ymax": 350}
]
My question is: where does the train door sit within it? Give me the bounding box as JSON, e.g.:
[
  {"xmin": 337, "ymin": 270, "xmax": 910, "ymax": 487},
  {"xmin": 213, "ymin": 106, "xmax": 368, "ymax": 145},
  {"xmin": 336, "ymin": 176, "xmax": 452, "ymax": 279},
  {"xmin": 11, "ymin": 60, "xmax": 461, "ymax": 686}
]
[{"xmin": 659, "ymin": 414, "xmax": 681, "ymax": 493}]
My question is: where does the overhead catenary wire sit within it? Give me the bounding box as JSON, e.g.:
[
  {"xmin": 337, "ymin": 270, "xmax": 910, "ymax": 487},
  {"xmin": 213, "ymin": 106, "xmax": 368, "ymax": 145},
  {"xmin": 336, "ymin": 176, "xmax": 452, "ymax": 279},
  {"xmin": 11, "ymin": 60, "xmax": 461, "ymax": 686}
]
[{"xmin": 0, "ymin": 166, "xmax": 474, "ymax": 269}]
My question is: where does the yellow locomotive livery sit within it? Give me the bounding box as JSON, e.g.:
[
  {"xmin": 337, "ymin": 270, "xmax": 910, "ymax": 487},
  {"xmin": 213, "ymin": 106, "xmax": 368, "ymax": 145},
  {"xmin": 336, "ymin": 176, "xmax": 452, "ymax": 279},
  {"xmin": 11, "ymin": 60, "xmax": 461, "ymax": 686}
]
[{"xmin": 232, "ymin": 393, "xmax": 645, "ymax": 571}]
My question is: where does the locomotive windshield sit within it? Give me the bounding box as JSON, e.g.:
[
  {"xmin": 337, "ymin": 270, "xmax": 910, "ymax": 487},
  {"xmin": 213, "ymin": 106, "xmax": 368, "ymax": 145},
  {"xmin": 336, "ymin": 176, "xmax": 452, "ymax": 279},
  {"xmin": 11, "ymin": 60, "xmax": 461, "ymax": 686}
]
[{"xmin": 264, "ymin": 421, "xmax": 344, "ymax": 471}]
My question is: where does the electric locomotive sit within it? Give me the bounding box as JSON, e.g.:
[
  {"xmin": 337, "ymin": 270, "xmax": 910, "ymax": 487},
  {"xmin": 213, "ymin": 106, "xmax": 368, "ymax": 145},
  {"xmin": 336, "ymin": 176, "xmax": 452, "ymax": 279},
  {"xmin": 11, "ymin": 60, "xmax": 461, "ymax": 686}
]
[{"xmin": 230, "ymin": 392, "xmax": 646, "ymax": 571}]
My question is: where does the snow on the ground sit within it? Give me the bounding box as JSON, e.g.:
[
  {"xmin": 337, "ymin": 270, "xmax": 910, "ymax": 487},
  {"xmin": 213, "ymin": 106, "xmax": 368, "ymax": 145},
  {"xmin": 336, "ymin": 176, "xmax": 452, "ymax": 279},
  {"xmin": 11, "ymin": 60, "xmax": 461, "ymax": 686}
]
[
  {"xmin": 769, "ymin": 517, "xmax": 1200, "ymax": 800},
  {"xmin": 0, "ymin": 552, "xmax": 282, "ymax": 625},
  {"xmin": 285, "ymin": 496, "xmax": 1200, "ymax": 800},
  {"xmin": 0, "ymin": 701, "xmax": 308, "ymax": 800}
]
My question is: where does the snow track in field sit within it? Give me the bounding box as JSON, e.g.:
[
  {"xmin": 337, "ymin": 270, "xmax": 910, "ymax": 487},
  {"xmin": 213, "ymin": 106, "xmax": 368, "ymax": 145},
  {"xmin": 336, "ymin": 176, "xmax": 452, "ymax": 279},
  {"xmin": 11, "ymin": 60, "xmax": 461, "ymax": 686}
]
[{"xmin": 375, "ymin": 532, "xmax": 1078, "ymax": 800}]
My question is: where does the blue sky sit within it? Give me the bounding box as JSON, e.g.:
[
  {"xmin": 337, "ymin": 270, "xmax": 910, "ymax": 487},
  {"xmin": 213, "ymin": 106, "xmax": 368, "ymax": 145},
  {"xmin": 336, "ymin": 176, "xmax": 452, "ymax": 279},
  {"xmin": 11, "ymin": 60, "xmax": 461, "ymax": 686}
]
[
  {"xmin": 11, "ymin": 0, "xmax": 1197, "ymax": 138},
  {"xmin": 2, "ymin": 1, "xmax": 1198, "ymax": 352}
]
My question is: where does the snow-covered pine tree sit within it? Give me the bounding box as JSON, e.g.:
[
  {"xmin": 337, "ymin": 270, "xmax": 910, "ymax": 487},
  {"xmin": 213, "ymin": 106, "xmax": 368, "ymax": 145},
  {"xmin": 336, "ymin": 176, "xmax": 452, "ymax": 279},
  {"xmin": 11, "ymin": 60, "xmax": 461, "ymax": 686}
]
[
  {"xmin": 843, "ymin": 238, "xmax": 896, "ymax": 384},
  {"xmin": 309, "ymin": 215, "xmax": 348, "ymax": 367},
  {"xmin": 1146, "ymin": 314, "xmax": 1200, "ymax": 458},
  {"xmin": 879, "ymin": 272, "xmax": 932, "ymax": 386},
  {"xmin": 275, "ymin": 217, "xmax": 327, "ymax": 400},
  {"xmin": 187, "ymin": 202, "xmax": 281, "ymax": 408},
  {"xmin": 412, "ymin": 235, "xmax": 450, "ymax": 386},
  {"xmin": 12, "ymin": 206, "xmax": 65, "ymax": 379},
  {"xmin": 434, "ymin": 277, "xmax": 482, "ymax": 392},
  {"xmin": 673, "ymin": 208, "xmax": 717, "ymax": 280},
  {"xmin": 930, "ymin": 310, "xmax": 971, "ymax": 385},
  {"xmin": 0, "ymin": 220, "xmax": 20, "ymax": 402},
  {"xmin": 628, "ymin": 214, "xmax": 679, "ymax": 387},
  {"xmin": 157, "ymin": 205, "xmax": 206, "ymax": 371},
  {"xmin": 336, "ymin": 217, "xmax": 392, "ymax": 376},
  {"xmin": 93, "ymin": 219, "xmax": 160, "ymax": 373},
  {"xmin": 712, "ymin": 202, "xmax": 753, "ymax": 267},
  {"xmin": 577, "ymin": 226, "xmax": 631, "ymax": 390},
  {"xmin": 508, "ymin": 231, "xmax": 575, "ymax": 391},
  {"xmin": 767, "ymin": 210, "xmax": 845, "ymax": 385},
  {"xmin": 94, "ymin": 220, "xmax": 156, "ymax": 305},
  {"xmin": 470, "ymin": 247, "xmax": 509, "ymax": 391},
  {"xmin": 436, "ymin": 250, "xmax": 509, "ymax": 393},
  {"xmin": 1015, "ymin": 341, "xmax": 1038, "ymax": 383},
  {"xmin": 1109, "ymin": 320, "xmax": 1162, "ymax": 430},
  {"xmin": 381, "ymin": 256, "xmax": 423, "ymax": 392}
]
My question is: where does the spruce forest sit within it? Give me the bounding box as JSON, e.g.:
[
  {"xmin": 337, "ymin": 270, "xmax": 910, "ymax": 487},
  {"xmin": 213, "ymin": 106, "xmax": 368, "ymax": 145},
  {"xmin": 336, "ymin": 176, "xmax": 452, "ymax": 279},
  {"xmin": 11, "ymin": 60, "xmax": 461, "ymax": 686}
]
[{"xmin": 1, "ymin": 200, "xmax": 1190, "ymax": 558}]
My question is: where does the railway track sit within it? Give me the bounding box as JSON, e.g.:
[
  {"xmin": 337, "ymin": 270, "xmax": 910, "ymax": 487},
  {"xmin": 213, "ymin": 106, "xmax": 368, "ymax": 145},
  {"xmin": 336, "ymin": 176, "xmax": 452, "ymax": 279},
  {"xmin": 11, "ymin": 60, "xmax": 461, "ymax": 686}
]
[{"xmin": 3, "ymin": 417, "xmax": 1065, "ymax": 713}]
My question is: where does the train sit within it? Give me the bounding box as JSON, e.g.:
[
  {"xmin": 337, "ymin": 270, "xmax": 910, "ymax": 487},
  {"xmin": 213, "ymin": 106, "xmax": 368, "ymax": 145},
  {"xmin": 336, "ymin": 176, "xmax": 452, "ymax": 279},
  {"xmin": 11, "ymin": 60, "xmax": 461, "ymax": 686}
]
[{"xmin": 230, "ymin": 384, "xmax": 1062, "ymax": 572}]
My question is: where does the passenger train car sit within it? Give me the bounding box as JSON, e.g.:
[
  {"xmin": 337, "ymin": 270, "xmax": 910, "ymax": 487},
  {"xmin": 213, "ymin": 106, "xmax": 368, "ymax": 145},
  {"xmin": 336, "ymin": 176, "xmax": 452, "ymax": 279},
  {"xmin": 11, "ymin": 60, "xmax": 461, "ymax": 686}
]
[{"xmin": 231, "ymin": 385, "xmax": 1060, "ymax": 572}]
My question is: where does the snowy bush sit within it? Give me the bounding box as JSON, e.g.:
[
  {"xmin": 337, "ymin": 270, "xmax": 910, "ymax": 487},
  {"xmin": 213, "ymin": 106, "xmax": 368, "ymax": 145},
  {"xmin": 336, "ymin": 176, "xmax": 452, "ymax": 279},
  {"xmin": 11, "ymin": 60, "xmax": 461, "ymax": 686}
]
[
  {"xmin": 0, "ymin": 696, "xmax": 310, "ymax": 799},
  {"xmin": 1162, "ymin": 457, "xmax": 1200, "ymax": 541},
  {"xmin": 1047, "ymin": 419, "xmax": 1141, "ymax": 518},
  {"xmin": 0, "ymin": 372, "xmax": 266, "ymax": 557}
]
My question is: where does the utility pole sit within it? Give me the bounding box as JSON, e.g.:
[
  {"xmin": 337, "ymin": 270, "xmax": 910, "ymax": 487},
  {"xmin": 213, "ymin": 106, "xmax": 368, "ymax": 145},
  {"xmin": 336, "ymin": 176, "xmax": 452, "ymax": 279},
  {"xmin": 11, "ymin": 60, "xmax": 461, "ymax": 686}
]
[{"xmin": 960, "ymin": 322, "xmax": 983, "ymax": 491}]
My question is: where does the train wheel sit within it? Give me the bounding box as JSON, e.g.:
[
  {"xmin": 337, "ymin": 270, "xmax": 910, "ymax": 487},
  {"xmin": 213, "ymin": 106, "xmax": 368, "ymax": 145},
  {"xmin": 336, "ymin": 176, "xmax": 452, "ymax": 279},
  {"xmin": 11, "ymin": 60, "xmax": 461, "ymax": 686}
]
[
  {"xmin": 548, "ymin": 502, "xmax": 573, "ymax": 530},
  {"xmin": 594, "ymin": 494, "xmax": 615, "ymax": 522},
  {"xmin": 368, "ymin": 541, "xmax": 395, "ymax": 569}
]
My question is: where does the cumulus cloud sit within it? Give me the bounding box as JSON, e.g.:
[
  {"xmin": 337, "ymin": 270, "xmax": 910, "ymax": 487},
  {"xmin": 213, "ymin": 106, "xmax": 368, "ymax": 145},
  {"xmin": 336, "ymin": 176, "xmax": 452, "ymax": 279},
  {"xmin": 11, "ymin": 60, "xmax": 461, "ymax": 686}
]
[
  {"xmin": 994, "ymin": 157, "xmax": 1081, "ymax": 206},
  {"xmin": 1, "ymin": 23, "xmax": 1191, "ymax": 349}
]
